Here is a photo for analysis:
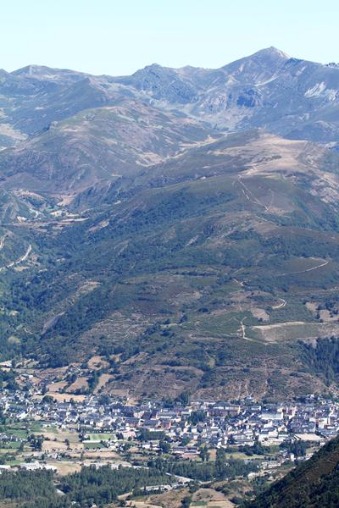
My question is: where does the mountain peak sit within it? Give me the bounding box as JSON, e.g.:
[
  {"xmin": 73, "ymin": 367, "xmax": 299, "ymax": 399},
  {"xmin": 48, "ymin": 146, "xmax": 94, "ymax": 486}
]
[
  {"xmin": 10, "ymin": 65, "xmax": 87, "ymax": 85},
  {"xmin": 11, "ymin": 64, "xmax": 54, "ymax": 76},
  {"xmin": 251, "ymin": 46, "xmax": 290, "ymax": 60},
  {"xmin": 132, "ymin": 63, "xmax": 170, "ymax": 77},
  {"xmin": 221, "ymin": 46, "xmax": 291, "ymax": 81}
]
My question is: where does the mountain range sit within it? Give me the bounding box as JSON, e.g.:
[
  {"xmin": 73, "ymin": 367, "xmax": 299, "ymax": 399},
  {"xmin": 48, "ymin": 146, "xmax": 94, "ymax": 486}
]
[{"xmin": 0, "ymin": 48, "xmax": 339, "ymax": 401}]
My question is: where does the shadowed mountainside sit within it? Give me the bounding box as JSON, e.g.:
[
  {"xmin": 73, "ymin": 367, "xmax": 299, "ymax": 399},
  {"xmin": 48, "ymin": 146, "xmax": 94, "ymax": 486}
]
[{"xmin": 246, "ymin": 433, "xmax": 339, "ymax": 507}]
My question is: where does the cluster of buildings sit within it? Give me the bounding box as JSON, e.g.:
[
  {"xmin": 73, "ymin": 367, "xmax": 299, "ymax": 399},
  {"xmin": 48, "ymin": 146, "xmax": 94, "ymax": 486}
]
[{"xmin": 0, "ymin": 389, "xmax": 338, "ymax": 459}]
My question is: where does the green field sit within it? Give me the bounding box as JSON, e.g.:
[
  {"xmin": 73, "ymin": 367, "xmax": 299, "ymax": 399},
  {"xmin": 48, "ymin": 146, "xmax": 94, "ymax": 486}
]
[
  {"xmin": 84, "ymin": 441, "xmax": 107, "ymax": 449},
  {"xmin": 89, "ymin": 433, "xmax": 115, "ymax": 441}
]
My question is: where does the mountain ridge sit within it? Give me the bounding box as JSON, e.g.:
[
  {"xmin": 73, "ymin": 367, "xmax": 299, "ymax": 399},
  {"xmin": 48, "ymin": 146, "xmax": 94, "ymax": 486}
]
[{"xmin": 2, "ymin": 46, "xmax": 339, "ymax": 147}]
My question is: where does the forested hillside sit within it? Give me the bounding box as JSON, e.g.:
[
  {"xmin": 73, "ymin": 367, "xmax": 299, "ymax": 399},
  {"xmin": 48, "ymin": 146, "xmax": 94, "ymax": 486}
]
[{"xmin": 246, "ymin": 434, "xmax": 339, "ymax": 508}]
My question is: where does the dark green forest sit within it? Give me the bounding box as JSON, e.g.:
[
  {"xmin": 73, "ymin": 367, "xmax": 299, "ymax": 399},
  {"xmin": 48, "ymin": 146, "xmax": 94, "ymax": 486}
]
[{"xmin": 245, "ymin": 434, "xmax": 339, "ymax": 508}]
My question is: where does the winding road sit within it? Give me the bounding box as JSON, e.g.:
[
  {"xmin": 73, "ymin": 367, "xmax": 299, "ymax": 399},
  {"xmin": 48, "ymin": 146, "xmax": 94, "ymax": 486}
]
[
  {"xmin": 277, "ymin": 259, "xmax": 329, "ymax": 277},
  {"xmin": 0, "ymin": 244, "xmax": 32, "ymax": 272}
]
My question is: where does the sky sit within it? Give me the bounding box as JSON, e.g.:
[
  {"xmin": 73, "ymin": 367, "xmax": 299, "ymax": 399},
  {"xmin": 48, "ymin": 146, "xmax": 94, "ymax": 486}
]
[{"xmin": 1, "ymin": 0, "xmax": 339, "ymax": 76}]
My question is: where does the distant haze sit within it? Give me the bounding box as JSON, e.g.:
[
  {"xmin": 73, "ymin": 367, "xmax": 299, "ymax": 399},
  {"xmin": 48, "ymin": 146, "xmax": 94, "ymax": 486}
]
[{"xmin": 1, "ymin": 0, "xmax": 339, "ymax": 75}]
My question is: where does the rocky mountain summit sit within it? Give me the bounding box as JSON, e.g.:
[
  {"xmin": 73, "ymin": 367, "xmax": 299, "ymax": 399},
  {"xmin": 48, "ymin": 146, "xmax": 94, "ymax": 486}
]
[{"xmin": 2, "ymin": 47, "xmax": 339, "ymax": 148}]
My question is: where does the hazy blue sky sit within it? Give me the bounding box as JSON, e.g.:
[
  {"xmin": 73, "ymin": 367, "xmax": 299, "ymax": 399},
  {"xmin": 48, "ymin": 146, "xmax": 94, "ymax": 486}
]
[{"xmin": 1, "ymin": 0, "xmax": 338, "ymax": 75}]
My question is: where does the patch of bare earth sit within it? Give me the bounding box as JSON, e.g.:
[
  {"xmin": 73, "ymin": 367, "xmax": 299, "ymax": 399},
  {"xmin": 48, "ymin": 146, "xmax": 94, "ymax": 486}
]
[
  {"xmin": 87, "ymin": 355, "xmax": 110, "ymax": 370},
  {"xmin": 49, "ymin": 460, "xmax": 82, "ymax": 475},
  {"xmin": 319, "ymin": 309, "xmax": 339, "ymax": 322},
  {"xmin": 306, "ymin": 302, "xmax": 318, "ymax": 314},
  {"xmin": 48, "ymin": 380, "xmax": 68, "ymax": 392},
  {"xmin": 251, "ymin": 307, "xmax": 270, "ymax": 322},
  {"xmin": 94, "ymin": 373, "xmax": 113, "ymax": 393},
  {"xmin": 192, "ymin": 487, "xmax": 234, "ymax": 506},
  {"xmin": 252, "ymin": 321, "xmax": 308, "ymax": 342},
  {"xmin": 45, "ymin": 393, "xmax": 87, "ymax": 403},
  {"xmin": 148, "ymin": 488, "xmax": 189, "ymax": 508},
  {"xmin": 66, "ymin": 376, "xmax": 89, "ymax": 393},
  {"xmin": 42, "ymin": 440, "xmax": 68, "ymax": 452}
]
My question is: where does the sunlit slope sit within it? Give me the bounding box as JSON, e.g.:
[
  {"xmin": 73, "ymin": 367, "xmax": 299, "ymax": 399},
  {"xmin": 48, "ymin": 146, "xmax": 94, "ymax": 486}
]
[{"xmin": 1, "ymin": 131, "xmax": 338, "ymax": 400}]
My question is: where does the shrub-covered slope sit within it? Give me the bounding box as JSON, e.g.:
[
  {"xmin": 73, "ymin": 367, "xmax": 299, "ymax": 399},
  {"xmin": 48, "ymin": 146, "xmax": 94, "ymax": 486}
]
[{"xmin": 247, "ymin": 434, "xmax": 339, "ymax": 508}]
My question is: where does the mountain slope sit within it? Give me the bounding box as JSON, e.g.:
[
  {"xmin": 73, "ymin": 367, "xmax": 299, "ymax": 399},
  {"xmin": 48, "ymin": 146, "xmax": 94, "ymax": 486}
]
[
  {"xmin": 247, "ymin": 434, "xmax": 339, "ymax": 507},
  {"xmin": 1, "ymin": 49, "xmax": 339, "ymax": 400},
  {"xmin": 1, "ymin": 131, "xmax": 339, "ymax": 400},
  {"xmin": 0, "ymin": 100, "xmax": 214, "ymax": 203}
]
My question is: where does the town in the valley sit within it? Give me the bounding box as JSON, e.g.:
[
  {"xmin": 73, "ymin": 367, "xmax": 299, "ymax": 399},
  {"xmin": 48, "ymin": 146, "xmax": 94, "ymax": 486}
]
[{"xmin": 0, "ymin": 361, "xmax": 338, "ymax": 488}]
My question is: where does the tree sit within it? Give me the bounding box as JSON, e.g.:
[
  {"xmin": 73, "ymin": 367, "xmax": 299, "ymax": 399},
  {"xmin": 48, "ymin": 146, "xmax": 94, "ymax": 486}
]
[
  {"xmin": 42, "ymin": 395, "xmax": 54, "ymax": 404},
  {"xmin": 215, "ymin": 447, "xmax": 226, "ymax": 479},
  {"xmin": 199, "ymin": 445, "xmax": 210, "ymax": 462},
  {"xmin": 176, "ymin": 391, "xmax": 190, "ymax": 406},
  {"xmin": 181, "ymin": 496, "xmax": 191, "ymax": 508},
  {"xmin": 189, "ymin": 410, "xmax": 206, "ymax": 425},
  {"xmin": 159, "ymin": 440, "xmax": 171, "ymax": 454},
  {"xmin": 29, "ymin": 435, "xmax": 44, "ymax": 451}
]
